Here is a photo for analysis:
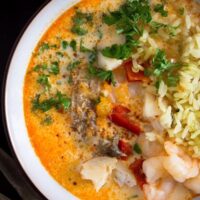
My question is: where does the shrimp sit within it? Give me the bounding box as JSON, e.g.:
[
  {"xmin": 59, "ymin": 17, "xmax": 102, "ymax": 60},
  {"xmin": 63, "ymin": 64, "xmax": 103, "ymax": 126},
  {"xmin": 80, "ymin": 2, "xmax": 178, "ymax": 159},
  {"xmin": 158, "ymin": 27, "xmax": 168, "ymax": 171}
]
[
  {"xmin": 143, "ymin": 178, "xmax": 175, "ymax": 200},
  {"xmin": 163, "ymin": 141, "xmax": 199, "ymax": 183},
  {"xmin": 144, "ymin": 178, "xmax": 192, "ymax": 200},
  {"xmin": 137, "ymin": 134, "xmax": 164, "ymax": 158},
  {"xmin": 143, "ymin": 156, "xmax": 168, "ymax": 184},
  {"xmin": 184, "ymin": 173, "xmax": 200, "ymax": 194}
]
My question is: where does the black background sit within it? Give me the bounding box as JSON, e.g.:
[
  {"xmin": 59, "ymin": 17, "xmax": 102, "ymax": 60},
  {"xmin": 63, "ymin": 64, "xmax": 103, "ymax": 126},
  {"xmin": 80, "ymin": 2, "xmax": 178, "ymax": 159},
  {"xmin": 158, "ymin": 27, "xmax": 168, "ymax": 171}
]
[{"xmin": 0, "ymin": 1, "xmax": 48, "ymax": 199}]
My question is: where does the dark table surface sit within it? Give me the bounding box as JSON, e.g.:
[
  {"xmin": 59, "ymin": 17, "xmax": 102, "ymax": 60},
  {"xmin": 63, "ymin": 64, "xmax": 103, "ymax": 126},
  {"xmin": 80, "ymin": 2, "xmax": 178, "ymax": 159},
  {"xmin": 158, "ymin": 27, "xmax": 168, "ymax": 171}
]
[{"xmin": 0, "ymin": 1, "xmax": 48, "ymax": 199}]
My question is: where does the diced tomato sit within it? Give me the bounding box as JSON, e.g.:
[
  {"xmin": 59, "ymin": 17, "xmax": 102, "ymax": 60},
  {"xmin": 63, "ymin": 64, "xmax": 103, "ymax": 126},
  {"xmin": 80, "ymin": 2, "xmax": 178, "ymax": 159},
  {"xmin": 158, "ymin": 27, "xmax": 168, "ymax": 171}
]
[
  {"xmin": 109, "ymin": 113, "xmax": 141, "ymax": 135},
  {"xmin": 112, "ymin": 105, "xmax": 131, "ymax": 114},
  {"xmin": 118, "ymin": 140, "xmax": 133, "ymax": 156},
  {"xmin": 123, "ymin": 60, "xmax": 150, "ymax": 83},
  {"xmin": 129, "ymin": 159, "xmax": 147, "ymax": 189}
]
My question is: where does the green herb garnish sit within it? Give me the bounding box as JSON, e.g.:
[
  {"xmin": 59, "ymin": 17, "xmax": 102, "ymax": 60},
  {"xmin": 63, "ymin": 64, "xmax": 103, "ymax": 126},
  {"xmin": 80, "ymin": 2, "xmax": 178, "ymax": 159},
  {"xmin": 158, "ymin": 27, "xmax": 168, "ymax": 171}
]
[
  {"xmin": 103, "ymin": 0, "xmax": 151, "ymax": 36},
  {"xmin": 41, "ymin": 115, "xmax": 53, "ymax": 125},
  {"xmin": 56, "ymin": 51, "xmax": 64, "ymax": 57},
  {"xmin": 67, "ymin": 60, "xmax": 81, "ymax": 71},
  {"xmin": 150, "ymin": 21, "xmax": 178, "ymax": 36},
  {"xmin": 32, "ymin": 92, "xmax": 71, "ymax": 112},
  {"xmin": 71, "ymin": 11, "xmax": 93, "ymax": 36},
  {"xmin": 154, "ymin": 4, "xmax": 168, "ymax": 17},
  {"xmin": 133, "ymin": 143, "xmax": 142, "ymax": 154},
  {"xmin": 88, "ymin": 64, "xmax": 115, "ymax": 85},
  {"xmin": 102, "ymin": 37, "xmax": 139, "ymax": 60},
  {"xmin": 32, "ymin": 95, "xmax": 57, "ymax": 112},
  {"xmin": 144, "ymin": 49, "xmax": 180, "ymax": 87},
  {"xmin": 39, "ymin": 42, "xmax": 50, "ymax": 53},
  {"xmin": 62, "ymin": 40, "xmax": 69, "ymax": 49},
  {"xmin": 80, "ymin": 40, "xmax": 93, "ymax": 53},
  {"xmin": 33, "ymin": 64, "xmax": 47, "ymax": 72},
  {"xmin": 37, "ymin": 74, "xmax": 51, "ymax": 89},
  {"xmin": 56, "ymin": 91, "xmax": 71, "ymax": 111},
  {"xmin": 49, "ymin": 61, "xmax": 59, "ymax": 75},
  {"xmin": 101, "ymin": 0, "xmax": 150, "ymax": 59},
  {"xmin": 70, "ymin": 40, "xmax": 77, "ymax": 51}
]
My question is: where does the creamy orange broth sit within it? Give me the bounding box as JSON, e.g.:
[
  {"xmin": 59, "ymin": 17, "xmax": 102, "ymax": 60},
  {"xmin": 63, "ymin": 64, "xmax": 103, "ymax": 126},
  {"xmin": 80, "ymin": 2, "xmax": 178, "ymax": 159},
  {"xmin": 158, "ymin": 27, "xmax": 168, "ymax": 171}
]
[
  {"xmin": 24, "ymin": 0, "xmax": 142, "ymax": 199},
  {"xmin": 24, "ymin": 0, "xmax": 200, "ymax": 199}
]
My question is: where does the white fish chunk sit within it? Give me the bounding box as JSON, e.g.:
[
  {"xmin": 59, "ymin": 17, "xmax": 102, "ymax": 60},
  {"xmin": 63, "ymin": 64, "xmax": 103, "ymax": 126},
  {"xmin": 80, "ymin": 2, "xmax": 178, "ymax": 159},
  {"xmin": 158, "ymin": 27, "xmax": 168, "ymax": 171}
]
[{"xmin": 80, "ymin": 156, "xmax": 117, "ymax": 191}]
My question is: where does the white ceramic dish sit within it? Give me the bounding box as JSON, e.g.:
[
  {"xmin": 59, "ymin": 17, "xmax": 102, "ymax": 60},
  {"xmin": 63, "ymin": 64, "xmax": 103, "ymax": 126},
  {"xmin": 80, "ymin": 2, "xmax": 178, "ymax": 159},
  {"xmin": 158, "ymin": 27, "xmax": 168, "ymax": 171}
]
[{"xmin": 4, "ymin": 1, "xmax": 79, "ymax": 199}]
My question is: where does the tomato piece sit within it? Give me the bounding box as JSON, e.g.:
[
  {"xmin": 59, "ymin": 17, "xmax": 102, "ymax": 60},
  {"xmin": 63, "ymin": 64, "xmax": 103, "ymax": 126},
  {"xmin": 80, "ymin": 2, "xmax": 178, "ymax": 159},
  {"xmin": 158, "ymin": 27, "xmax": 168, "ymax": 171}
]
[
  {"xmin": 129, "ymin": 159, "xmax": 147, "ymax": 189},
  {"xmin": 109, "ymin": 113, "xmax": 141, "ymax": 135},
  {"xmin": 124, "ymin": 60, "xmax": 150, "ymax": 83},
  {"xmin": 118, "ymin": 140, "xmax": 133, "ymax": 156}
]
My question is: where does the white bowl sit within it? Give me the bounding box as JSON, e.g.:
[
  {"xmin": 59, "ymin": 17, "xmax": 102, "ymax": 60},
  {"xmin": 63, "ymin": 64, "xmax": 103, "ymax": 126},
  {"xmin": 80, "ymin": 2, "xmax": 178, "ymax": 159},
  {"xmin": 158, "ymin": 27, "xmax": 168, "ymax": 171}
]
[{"xmin": 4, "ymin": 1, "xmax": 79, "ymax": 199}]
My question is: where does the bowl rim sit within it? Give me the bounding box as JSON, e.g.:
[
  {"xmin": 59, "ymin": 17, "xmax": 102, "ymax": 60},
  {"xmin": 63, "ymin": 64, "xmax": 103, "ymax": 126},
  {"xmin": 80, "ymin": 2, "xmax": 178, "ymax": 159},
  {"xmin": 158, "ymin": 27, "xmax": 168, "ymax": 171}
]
[{"xmin": 2, "ymin": 1, "xmax": 79, "ymax": 199}]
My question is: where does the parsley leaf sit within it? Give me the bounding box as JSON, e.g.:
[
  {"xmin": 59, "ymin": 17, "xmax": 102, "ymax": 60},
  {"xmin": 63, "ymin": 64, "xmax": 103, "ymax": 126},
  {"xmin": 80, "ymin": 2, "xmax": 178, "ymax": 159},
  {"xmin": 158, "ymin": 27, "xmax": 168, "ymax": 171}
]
[
  {"xmin": 144, "ymin": 49, "xmax": 180, "ymax": 87},
  {"xmin": 33, "ymin": 64, "xmax": 47, "ymax": 72},
  {"xmin": 39, "ymin": 42, "xmax": 50, "ymax": 53},
  {"xmin": 41, "ymin": 115, "xmax": 53, "ymax": 125},
  {"xmin": 32, "ymin": 92, "xmax": 71, "ymax": 112},
  {"xmin": 67, "ymin": 60, "xmax": 81, "ymax": 71},
  {"xmin": 150, "ymin": 21, "xmax": 178, "ymax": 36},
  {"xmin": 102, "ymin": 0, "xmax": 150, "ymax": 59},
  {"xmin": 70, "ymin": 40, "xmax": 77, "ymax": 51},
  {"xmin": 61, "ymin": 40, "xmax": 68, "ymax": 49},
  {"xmin": 55, "ymin": 91, "xmax": 71, "ymax": 111},
  {"xmin": 154, "ymin": 4, "xmax": 168, "ymax": 17},
  {"xmin": 133, "ymin": 143, "xmax": 142, "ymax": 154},
  {"xmin": 80, "ymin": 40, "xmax": 93, "ymax": 53},
  {"xmin": 103, "ymin": 0, "xmax": 152, "ymax": 36},
  {"xmin": 49, "ymin": 61, "xmax": 59, "ymax": 75},
  {"xmin": 71, "ymin": 11, "xmax": 93, "ymax": 36},
  {"xmin": 37, "ymin": 74, "xmax": 51, "ymax": 89},
  {"xmin": 88, "ymin": 64, "xmax": 115, "ymax": 85},
  {"xmin": 102, "ymin": 36, "xmax": 139, "ymax": 59},
  {"xmin": 32, "ymin": 95, "xmax": 57, "ymax": 112}
]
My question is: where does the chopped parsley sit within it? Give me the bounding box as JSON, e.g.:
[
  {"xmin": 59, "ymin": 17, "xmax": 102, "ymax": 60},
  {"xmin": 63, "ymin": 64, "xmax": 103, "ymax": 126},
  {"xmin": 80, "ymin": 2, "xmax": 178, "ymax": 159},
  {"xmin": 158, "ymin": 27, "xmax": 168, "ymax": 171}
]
[
  {"xmin": 133, "ymin": 143, "xmax": 142, "ymax": 154},
  {"xmin": 150, "ymin": 21, "xmax": 178, "ymax": 36},
  {"xmin": 56, "ymin": 51, "xmax": 64, "ymax": 57},
  {"xmin": 32, "ymin": 95, "xmax": 57, "ymax": 112},
  {"xmin": 154, "ymin": 4, "xmax": 168, "ymax": 17},
  {"xmin": 32, "ymin": 92, "xmax": 71, "ymax": 112},
  {"xmin": 88, "ymin": 64, "xmax": 116, "ymax": 85},
  {"xmin": 102, "ymin": 37, "xmax": 139, "ymax": 60},
  {"xmin": 71, "ymin": 11, "xmax": 93, "ymax": 36},
  {"xmin": 49, "ymin": 61, "xmax": 59, "ymax": 75},
  {"xmin": 144, "ymin": 49, "xmax": 180, "ymax": 87},
  {"xmin": 62, "ymin": 40, "xmax": 69, "ymax": 49},
  {"xmin": 80, "ymin": 40, "xmax": 93, "ymax": 53},
  {"xmin": 39, "ymin": 42, "xmax": 50, "ymax": 53},
  {"xmin": 56, "ymin": 91, "xmax": 71, "ymax": 111},
  {"xmin": 67, "ymin": 60, "xmax": 81, "ymax": 71},
  {"xmin": 102, "ymin": 0, "xmax": 151, "ymax": 59},
  {"xmin": 33, "ymin": 64, "xmax": 47, "ymax": 72},
  {"xmin": 41, "ymin": 115, "xmax": 53, "ymax": 125},
  {"xmin": 37, "ymin": 74, "xmax": 51, "ymax": 89},
  {"xmin": 70, "ymin": 40, "xmax": 77, "ymax": 51},
  {"xmin": 102, "ymin": 0, "xmax": 152, "ymax": 36}
]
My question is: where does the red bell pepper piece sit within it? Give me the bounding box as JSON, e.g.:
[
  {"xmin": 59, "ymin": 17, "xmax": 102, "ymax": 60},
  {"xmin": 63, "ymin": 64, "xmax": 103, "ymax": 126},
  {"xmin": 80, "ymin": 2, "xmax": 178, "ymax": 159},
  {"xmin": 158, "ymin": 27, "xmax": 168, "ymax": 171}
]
[
  {"xmin": 109, "ymin": 113, "xmax": 141, "ymax": 135},
  {"xmin": 129, "ymin": 159, "xmax": 147, "ymax": 189},
  {"xmin": 109, "ymin": 105, "xmax": 142, "ymax": 135},
  {"xmin": 123, "ymin": 60, "xmax": 150, "ymax": 83},
  {"xmin": 118, "ymin": 140, "xmax": 133, "ymax": 156},
  {"xmin": 112, "ymin": 105, "xmax": 131, "ymax": 114}
]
